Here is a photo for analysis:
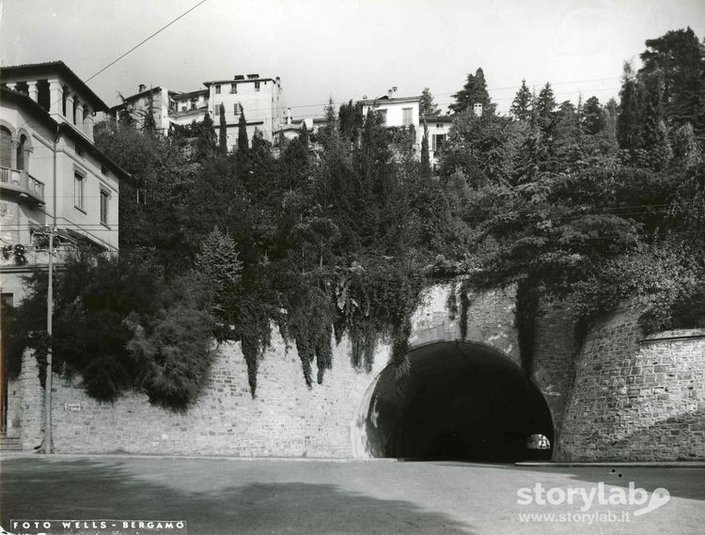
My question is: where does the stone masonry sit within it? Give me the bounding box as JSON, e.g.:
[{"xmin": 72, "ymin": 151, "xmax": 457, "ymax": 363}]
[
  {"xmin": 556, "ymin": 306, "xmax": 705, "ymax": 461},
  {"xmin": 12, "ymin": 283, "xmax": 705, "ymax": 460}
]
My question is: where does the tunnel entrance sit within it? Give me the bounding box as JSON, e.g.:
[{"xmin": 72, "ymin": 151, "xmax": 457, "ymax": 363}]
[{"xmin": 363, "ymin": 342, "xmax": 553, "ymax": 462}]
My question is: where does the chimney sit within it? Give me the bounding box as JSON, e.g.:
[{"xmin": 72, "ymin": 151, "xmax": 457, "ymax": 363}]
[
  {"xmin": 138, "ymin": 84, "xmax": 146, "ymax": 93},
  {"xmin": 473, "ymin": 102, "xmax": 483, "ymax": 117}
]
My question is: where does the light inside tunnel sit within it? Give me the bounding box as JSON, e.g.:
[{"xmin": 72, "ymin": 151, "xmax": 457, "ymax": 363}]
[{"xmin": 364, "ymin": 342, "xmax": 554, "ymax": 461}]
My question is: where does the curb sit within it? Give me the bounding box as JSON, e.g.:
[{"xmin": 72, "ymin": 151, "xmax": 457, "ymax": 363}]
[{"xmin": 516, "ymin": 461, "xmax": 705, "ymax": 468}]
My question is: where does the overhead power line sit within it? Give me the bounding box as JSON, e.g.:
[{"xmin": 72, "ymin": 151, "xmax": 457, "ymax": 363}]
[{"xmin": 86, "ymin": 0, "xmax": 209, "ymax": 83}]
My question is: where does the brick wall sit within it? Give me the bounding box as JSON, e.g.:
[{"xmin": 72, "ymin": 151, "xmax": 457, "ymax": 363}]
[{"xmin": 556, "ymin": 306, "xmax": 705, "ymax": 461}]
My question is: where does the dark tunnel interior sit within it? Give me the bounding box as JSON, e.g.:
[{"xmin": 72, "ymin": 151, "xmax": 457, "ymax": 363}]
[{"xmin": 365, "ymin": 342, "xmax": 554, "ymax": 462}]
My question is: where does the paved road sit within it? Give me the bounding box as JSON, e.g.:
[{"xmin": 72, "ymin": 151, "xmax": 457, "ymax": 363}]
[{"xmin": 1, "ymin": 455, "xmax": 704, "ymax": 534}]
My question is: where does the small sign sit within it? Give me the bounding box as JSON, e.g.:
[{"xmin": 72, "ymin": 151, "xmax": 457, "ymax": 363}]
[{"xmin": 64, "ymin": 403, "xmax": 82, "ymax": 411}]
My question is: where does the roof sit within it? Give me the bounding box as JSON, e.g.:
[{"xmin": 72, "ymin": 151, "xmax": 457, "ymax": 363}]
[
  {"xmin": 0, "ymin": 87, "xmax": 131, "ymax": 182},
  {"xmin": 203, "ymin": 77, "xmax": 276, "ymax": 86},
  {"xmin": 0, "ymin": 61, "xmax": 109, "ymax": 111},
  {"xmin": 360, "ymin": 95, "xmax": 422, "ymax": 106},
  {"xmin": 172, "ymin": 88, "xmax": 208, "ymax": 100},
  {"xmin": 108, "ymin": 86, "xmax": 164, "ymax": 112},
  {"xmin": 422, "ymin": 115, "xmax": 453, "ymax": 123}
]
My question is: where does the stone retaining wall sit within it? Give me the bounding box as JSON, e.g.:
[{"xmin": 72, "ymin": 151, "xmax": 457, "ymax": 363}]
[
  {"xmin": 15, "ymin": 284, "xmax": 526, "ymax": 457},
  {"xmin": 556, "ymin": 306, "xmax": 705, "ymax": 461}
]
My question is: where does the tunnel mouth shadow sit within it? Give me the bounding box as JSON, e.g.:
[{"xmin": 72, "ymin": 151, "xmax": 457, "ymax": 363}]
[{"xmin": 364, "ymin": 341, "xmax": 553, "ymax": 463}]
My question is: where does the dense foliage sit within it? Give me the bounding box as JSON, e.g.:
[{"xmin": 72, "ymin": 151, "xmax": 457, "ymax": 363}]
[
  {"xmin": 9, "ymin": 28, "xmax": 704, "ymax": 407},
  {"xmin": 442, "ymin": 27, "xmax": 705, "ymax": 354}
]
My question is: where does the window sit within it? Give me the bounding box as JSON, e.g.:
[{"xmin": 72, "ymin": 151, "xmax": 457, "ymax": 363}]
[
  {"xmin": 136, "ymin": 188, "xmax": 147, "ymax": 205},
  {"xmin": 16, "ymin": 134, "xmax": 27, "ymax": 170},
  {"xmin": 0, "ymin": 126, "xmax": 12, "ymax": 168},
  {"xmin": 402, "ymin": 107, "xmax": 413, "ymax": 126},
  {"xmin": 234, "ymin": 103, "xmax": 240, "ymax": 115},
  {"xmin": 181, "ymin": 104, "xmax": 188, "ymax": 111},
  {"xmin": 215, "ymin": 85, "xmax": 221, "ymax": 94},
  {"xmin": 231, "ymin": 83, "xmax": 237, "ymax": 94},
  {"xmin": 74, "ymin": 171, "xmax": 84, "ymax": 210},
  {"xmin": 100, "ymin": 189, "xmax": 110, "ymax": 225},
  {"xmin": 190, "ymin": 99, "xmax": 197, "ymax": 110},
  {"xmin": 215, "ymin": 105, "xmax": 220, "ymax": 116},
  {"xmin": 433, "ymin": 134, "xmax": 446, "ymax": 153},
  {"xmin": 254, "ymin": 81, "xmax": 261, "ymax": 92},
  {"xmin": 376, "ymin": 109, "xmax": 388, "ymax": 126}
]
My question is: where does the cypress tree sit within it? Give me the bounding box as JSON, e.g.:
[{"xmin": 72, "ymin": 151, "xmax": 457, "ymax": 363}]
[
  {"xmin": 421, "ymin": 121, "xmax": 431, "ymax": 178},
  {"xmin": 616, "ymin": 63, "xmax": 643, "ymax": 151},
  {"xmin": 237, "ymin": 111, "xmax": 249, "ymax": 155},
  {"xmin": 641, "ymin": 71, "xmax": 672, "ymax": 169},
  {"xmin": 218, "ymin": 103, "xmax": 227, "ymax": 154}
]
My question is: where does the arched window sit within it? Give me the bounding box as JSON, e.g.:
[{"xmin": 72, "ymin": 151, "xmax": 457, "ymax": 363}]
[
  {"xmin": 0, "ymin": 126, "xmax": 12, "ymax": 168},
  {"xmin": 16, "ymin": 135, "xmax": 27, "ymax": 171}
]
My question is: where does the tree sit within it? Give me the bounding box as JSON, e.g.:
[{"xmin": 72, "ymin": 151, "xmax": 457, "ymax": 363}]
[
  {"xmin": 449, "ymin": 68, "xmax": 495, "ymax": 115},
  {"xmin": 534, "ymin": 83, "xmax": 556, "ymax": 130},
  {"xmin": 582, "ymin": 96, "xmax": 605, "ymax": 135},
  {"xmin": 617, "ymin": 63, "xmax": 643, "ymax": 152},
  {"xmin": 420, "ymin": 87, "xmax": 440, "ymax": 117},
  {"xmin": 9, "ymin": 250, "xmax": 215, "ymax": 409},
  {"xmin": 640, "ymin": 71, "xmax": 672, "ymax": 170},
  {"xmin": 421, "ymin": 121, "xmax": 431, "ymax": 177},
  {"xmin": 639, "ymin": 27, "xmax": 705, "ymax": 137},
  {"xmin": 237, "ymin": 111, "xmax": 249, "ymax": 155},
  {"xmin": 218, "ymin": 103, "xmax": 227, "ymax": 154},
  {"xmin": 510, "ymin": 79, "xmax": 532, "ymax": 121},
  {"xmin": 194, "ymin": 112, "xmax": 216, "ymax": 161}
]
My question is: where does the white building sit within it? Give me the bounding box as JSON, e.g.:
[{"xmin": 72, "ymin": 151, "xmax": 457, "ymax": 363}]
[
  {"xmin": 170, "ymin": 89, "xmax": 209, "ymax": 128},
  {"xmin": 108, "ymin": 85, "xmax": 176, "ymax": 135},
  {"xmin": 361, "ymin": 91, "xmax": 422, "ymax": 151},
  {"xmin": 205, "ymin": 73, "xmax": 286, "ymax": 149},
  {"xmin": 422, "ymin": 115, "xmax": 452, "ymax": 168},
  {"xmin": 0, "ymin": 61, "xmax": 129, "ymax": 303}
]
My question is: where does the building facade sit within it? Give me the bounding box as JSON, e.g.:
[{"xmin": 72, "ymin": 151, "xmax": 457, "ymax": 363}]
[
  {"xmin": 110, "ymin": 73, "xmax": 286, "ymax": 150},
  {"xmin": 205, "ymin": 73, "xmax": 286, "ymax": 149},
  {"xmin": 0, "ymin": 62, "xmax": 129, "ymax": 301},
  {"xmin": 0, "ymin": 61, "xmax": 129, "ymax": 438}
]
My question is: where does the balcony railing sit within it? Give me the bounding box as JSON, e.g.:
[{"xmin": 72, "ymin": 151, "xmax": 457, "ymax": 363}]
[{"xmin": 0, "ymin": 166, "xmax": 45, "ymax": 204}]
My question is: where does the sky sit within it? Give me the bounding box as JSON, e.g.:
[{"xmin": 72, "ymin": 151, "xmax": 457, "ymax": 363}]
[{"xmin": 2, "ymin": 0, "xmax": 705, "ymax": 117}]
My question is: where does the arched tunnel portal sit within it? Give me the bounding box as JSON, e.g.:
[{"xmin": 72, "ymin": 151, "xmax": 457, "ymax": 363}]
[{"xmin": 360, "ymin": 341, "xmax": 554, "ymax": 461}]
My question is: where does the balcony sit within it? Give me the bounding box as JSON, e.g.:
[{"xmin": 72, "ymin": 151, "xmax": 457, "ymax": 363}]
[{"xmin": 0, "ymin": 167, "xmax": 45, "ymax": 205}]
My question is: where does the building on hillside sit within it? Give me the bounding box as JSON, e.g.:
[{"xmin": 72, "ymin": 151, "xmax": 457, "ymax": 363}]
[
  {"xmin": 170, "ymin": 88, "xmax": 209, "ymax": 128},
  {"xmin": 361, "ymin": 90, "xmax": 423, "ymax": 150},
  {"xmin": 0, "ymin": 61, "xmax": 130, "ymax": 305},
  {"xmin": 421, "ymin": 115, "xmax": 453, "ymax": 169},
  {"xmin": 108, "ymin": 84, "xmax": 176, "ymax": 135},
  {"xmin": 205, "ymin": 73, "xmax": 286, "ymax": 150},
  {"xmin": 109, "ymin": 73, "xmax": 286, "ymax": 151}
]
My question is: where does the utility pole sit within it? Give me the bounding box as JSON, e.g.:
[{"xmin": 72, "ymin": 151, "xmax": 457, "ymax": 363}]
[
  {"xmin": 44, "ymin": 127, "xmax": 59, "ymax": 454},
  {"xmin": 44, "ymin": 224, "xmax": 54, "ymax": 454}
]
